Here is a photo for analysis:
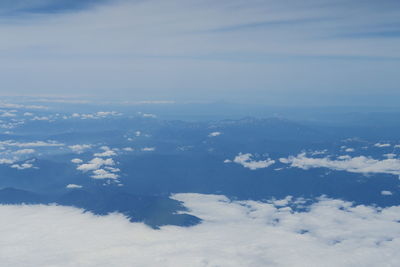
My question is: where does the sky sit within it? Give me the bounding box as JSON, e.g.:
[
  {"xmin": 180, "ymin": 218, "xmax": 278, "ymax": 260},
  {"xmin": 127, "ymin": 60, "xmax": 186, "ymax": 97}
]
[{"xmin": 0, "ymin": 0, "xmax": 399, "ymax": 105}]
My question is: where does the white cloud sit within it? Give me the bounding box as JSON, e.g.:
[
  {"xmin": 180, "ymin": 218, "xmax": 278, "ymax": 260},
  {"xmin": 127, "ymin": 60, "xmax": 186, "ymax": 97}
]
[
  {"xmin": 0, "ymin": 158, "xmax": 15, "ymax": 164},
  {"xmin": 208, "ymin": 131, "xmax": 222, "ymax": 137},
  {"xmin": 66, "ymin": 184, "xmax": 83, "ymax": 189},
  {"xmin": 10, "ymin": 163, "xmax": 35, "ymax": 170},
  {"xmin": 1, "ymin": 111, "xmax": 17, "ymax": 117},
  {"xmin": 311, "ymin": 150, "xmax": 327, "ymax": 156},
  {"xmin": 91, "ymin": 169, "xmax": 119, "ymax": 179},
  {"xmin": 69, "ymin": 144, "xmax": 92, "ymax": 154},
  {"xmin": 71, "ymin": 158, "xmax": 83, "ymax": 164},
  {"xmin": 95, "ymin": 111, "xmax": 121, "ymax": 117},
  {"xmin": 280, "ymin": 153, "xmax": 400, "ymax": 176},
  {"xmin": 345, "ymin": 148, "xmax": 354, "ymax": 152},
  {"xmin": 105, "ymin": 167, "xmax": 120, "ymax": 173},
  {"xmin": 232, "ymin": 153, "xmax": 275, "ymax": 170},
  {"xmin": 76, "ymin": 157, "xmax": 120, "ymax": 180},
  {"xmin": 13, "ymin": 149, "xmax": 35, "ymax": 155},
  {"xmin": 0, "ymin": 194, "xmax": 400, "ymax": 266},
  {"xmin": 142, "ymin": 113, "xmax": 157, "ymax": 118},
  {"xmin": 31, "ymin": 116, "xmax": 50, "ymax": 121},
  {"xmin": 374, "ymin": 143, "xmax": 391, "ymax": 148},
  {"xmin": 70, "ymin": 112, "xmax": 121, "ymax": 120},
  {"xmin": 77, "ymin": 158, "xmax": 115, "ymax": 172},
  {"xmin": 381, "ymin": 191, "xmax": 393, "ymax": 196},
  {"xmin": 0, "ymin": 102, "xmax": 47, "ymax": 110},
  {"xmin": 0, "ymin": 140, "xmax": 64, "ymax": 148},
  {"xmin": 94, "ymin": 150, "xmax": 117, "ymax": 157},
  {"xmin": 123, "ymin": 147, "xmax": 134, "ymax": 152},
  {"xmin": 142, "ymin": 147, "xmax": 155, "ymax": 152},
  {"xmin": 81, "ymin": 114, "xmax": 96, "ymax": 119}
]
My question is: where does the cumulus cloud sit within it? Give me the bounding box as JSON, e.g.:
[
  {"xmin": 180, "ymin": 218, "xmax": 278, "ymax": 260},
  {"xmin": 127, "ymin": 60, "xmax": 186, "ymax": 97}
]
[
  {"xmin": 94, "ymin": 150, "xmax": 117, "ymax": 157},
  {"xmin": 77, "ymin": 158, "xmax": 115, "ymax": 172},
  {"xmin": 105, "ymin": 167, "xmax": 120, "ymax": 173},
  {"xmin": 0, "ymin": 193, "xmax": 399, "ymax": 266},
  {"xmin": 71, "ymin": 158, "xmax": 83, "ymax": 164},
  {"xmin": 280, "ymin": 153, "xmax": 400, "ymax": 176},
  {"xmin": 69, "ymin": 144, "xmax": 92, "ymax": 154},
  {"xmin": 208, "ymin": 131, "xmax": 222, "ymax": 137},
  {"xmin": 75, "ymin": 157, "xmax": 120, "ymax": 180},
  {"xmin": 91, "ymin": 169, "xmax": 119, "ymax": 179},
  {"xmin": 231, "ymin": 153, "xmax": 275, "ymax": 170},
  {"xmin": 11, "ymin": 162, "xmax": 35, "ymax": 170}
]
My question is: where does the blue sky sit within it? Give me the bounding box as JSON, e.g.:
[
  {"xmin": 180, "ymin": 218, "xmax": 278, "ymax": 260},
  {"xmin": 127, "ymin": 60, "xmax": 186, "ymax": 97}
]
[{"xmin": 0, "ymin": 0, "xmax": 399, "ymax": 106}]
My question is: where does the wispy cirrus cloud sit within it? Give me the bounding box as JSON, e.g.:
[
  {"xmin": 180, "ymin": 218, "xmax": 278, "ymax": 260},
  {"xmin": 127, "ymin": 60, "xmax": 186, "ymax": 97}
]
[
  {"xmin": 0, "ymin": 0, "xmax": 399, "ymax": 104},
  {"xmin": 0, "ymin": 0, "xmax": 110, "ymax": 16},
  {"xmin": 0, "ymin": 140, "xmax": 64, "ymax": 148}
]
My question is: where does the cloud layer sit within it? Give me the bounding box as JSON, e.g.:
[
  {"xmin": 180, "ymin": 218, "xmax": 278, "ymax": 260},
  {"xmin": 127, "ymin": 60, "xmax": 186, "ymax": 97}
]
[{"xmin": 1, "ymin": 193, "xmax": 399, "ymax": 266}]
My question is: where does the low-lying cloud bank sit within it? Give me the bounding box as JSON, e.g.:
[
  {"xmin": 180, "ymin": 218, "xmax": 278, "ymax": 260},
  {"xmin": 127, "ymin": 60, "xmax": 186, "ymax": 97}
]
[
  {"xmin": 1, "ymin": 193, "xmax": 399, "ymax": 267},
  {"xmin": 280, "ymin": 153, "xmax": 400, "ymax": 176}
]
